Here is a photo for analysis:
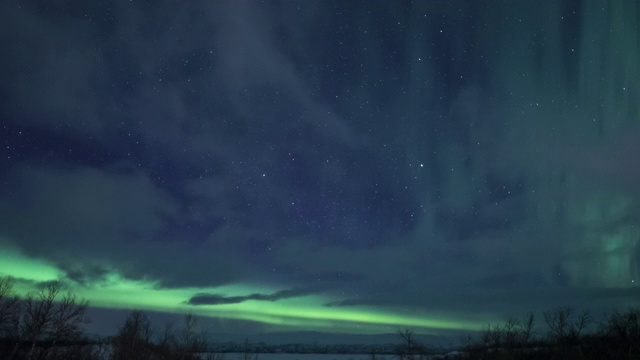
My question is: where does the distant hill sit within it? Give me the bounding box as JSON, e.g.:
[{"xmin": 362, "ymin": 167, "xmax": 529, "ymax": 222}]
[{"xmin": 207, "ymin": 330, "xmax": 461, "ymax": 348}]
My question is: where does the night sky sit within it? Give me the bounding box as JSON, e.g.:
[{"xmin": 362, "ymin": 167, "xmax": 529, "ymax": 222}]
[{"xmin": 1, "ymin": 1, "xmax": 640, "ymax": 337}]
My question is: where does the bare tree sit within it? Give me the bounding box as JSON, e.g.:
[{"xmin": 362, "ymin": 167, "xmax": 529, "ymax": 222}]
[
  {"xmin": 544, "ymin": 306, "xmax": 591, "ymax": 345},
  {"xmin": 397, "ymin": 328, "xmax": 414, "ymax": 359},
  {"xmin": 0, "ymin": 277, "xmax": 20, "ymax": 336},
  {"xmin": 598, "ymin": 308, "xmax": 640, "ymax": 358},
  {"xmin": 111, "ymin": 310, "xmax": 154, "ymax": 360},
  {"xmin": 503, "ymin": 318, "xmax": 520, "ymax": 349},
  {"xmin": 177, "ymin": 313, "xmax": 207, "ymax": 360},
  {"xmin": 483, "ymin": 323, "xmax": 503, "ymax": 349},
  {"xmin": 22, "ymin": 281, "xmax": 61, "ymax": 359},
  {"xmin": 5, "ymin": 280, "xmax": 89, "ymax": 360},
  {"xmin": 544, "ymin": 306, "xmax": 572, "ymax": 343},
  {"xmin": 239, "ymin": 338, "xmax": 258, "ymax": 360},
  {"xmin": 0, "ymin": 277, "xmax": 21, "ymax": 358},
  {"xmin": 396, "ymin": 329, "xmax": 427, "ymax": 360},
  {"xmin": 471, "ymin": 313, "xmax": 536, "ymax": 357},
  {"xmin": 44, "ymin": 292, "xmax": 89, "ymax": 359},
  {"xmin": 519, "ymin": 312, "xmax": 535, "ymax": 346},
  {"xmin": 157, "ymin": 321, "xmax": 177, "ymax": 359},
  {"xmin": 571, "ymin": 310, "xmax": 592, "ymax": 339}
]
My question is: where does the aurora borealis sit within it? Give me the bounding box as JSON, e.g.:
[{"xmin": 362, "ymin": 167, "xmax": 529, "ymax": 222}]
[{"xmin": 1, "ymin": 0, "xmax": 640, "ymax": 338}]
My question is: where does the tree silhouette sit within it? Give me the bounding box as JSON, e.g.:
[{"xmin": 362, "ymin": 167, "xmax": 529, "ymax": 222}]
[
  {"xmin": 111, "ymin": 310, "xmax": 154, "ymax": 360},
  {"xmin": 0, "ymin": 277, "xmax": 20, "ymax": 337},
  {"xmin": 544, "ymin": 306, "xmax": 591, "ymax": 345},
  {"xmin": 1, "ymin": 279, "xmax": 90, "ymax": 360}
]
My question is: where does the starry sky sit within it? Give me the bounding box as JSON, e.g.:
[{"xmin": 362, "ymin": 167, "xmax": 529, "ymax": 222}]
[{"xmin": 1, "ymin": 1, "xmax": 640, "ymax": 338}]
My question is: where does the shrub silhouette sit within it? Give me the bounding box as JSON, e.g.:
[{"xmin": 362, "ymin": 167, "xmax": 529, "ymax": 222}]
[
  {"xmin": 111, "ymin": 310, "xmax": 154, "ymax": 360},
  {"xmin": 4, "ymin": 275, "xmax": 640, "ymax": 360},
  {"xmin": 543, "ymin": 306, "xmax": 591, "ymax": 346},
  {"xmin": 111, "ymin": 310, "xmax": 208, "ymax": 360},
  {"xmin": 0, "ymin": 277, "xmax": 20, "ymax": 339},
  {"xmin": 457, "ymin": 306, "xmax": 640, "ymax": 360},
  {"xmin": 395, "ymin": 329, "xmax": 429, "ymax": 360}
]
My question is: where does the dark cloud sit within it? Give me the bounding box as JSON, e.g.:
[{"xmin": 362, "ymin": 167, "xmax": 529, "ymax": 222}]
[
  {"xmin": 61, "ymin": 264, "xmax": 112, "ymax": 287},
  {"xmin": 0, "ymin": 164, "xmax": 177, "ymax": 256},
  {"xmin": 188, "ymin": 287, "xmax": 323, "ymax": 306}
]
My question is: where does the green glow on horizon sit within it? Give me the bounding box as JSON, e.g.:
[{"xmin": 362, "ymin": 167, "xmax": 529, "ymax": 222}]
[
  {"xmin": 0, "ymin": 247, "xmax": 485, "ymax": 334},
  {"xmin": 0, "ymin": 247, "xmax": 61, "ymax": 282}
]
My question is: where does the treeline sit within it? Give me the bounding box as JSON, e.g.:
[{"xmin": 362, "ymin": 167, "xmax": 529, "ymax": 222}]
[
  {"xmin": 381, "ymin": 308, "xmax": 640, "ymax": 360},
  {"xmin": 110, "ymin": 310, "xmax": 212, "ymax": 360},
  {"xmin": 0, "ymin": 276, "xmax": 212, "ymax": 360},
  {"xmin": 452, "ymin": 306, "xmax": 640, "ymax": 360},
  {"xmin": 0, "ymin": 277, "xmax": 92, "ymax": 359},
  {"xmin": 4, "ymin": 274, "xmax": 640, "ymax": 360}
]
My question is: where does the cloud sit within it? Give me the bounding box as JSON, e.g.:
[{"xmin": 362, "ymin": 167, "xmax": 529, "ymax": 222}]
[
  {"xmin": 187, "ymin": 287, "xmax": 323, "ymax": 306},
  {"xmin": 61, "ymin": 264, "xmax": 112, "ymax": 287},
  {"xmin": 0, "ymin": 164, "xmax": 249, "ymax": 288},
  {"xmin": 210, "ymin": 1, "xmax": 370, "ymax": 149},
  {"xmin": 0, "ymin": 164, "xmax": 177, "ymax": 254}
]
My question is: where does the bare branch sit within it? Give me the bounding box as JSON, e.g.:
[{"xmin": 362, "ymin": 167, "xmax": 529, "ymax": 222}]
[
  {"xmin": 519, "ymin": 312, "xmax": 535, "ymax": 345},
  {"xmin": 0, "ymin": 277, "xmax": 20, "ymax": 335},
  {"xmin": 544, "ymin": 306, "xmax": 572, "ymax": 342}
]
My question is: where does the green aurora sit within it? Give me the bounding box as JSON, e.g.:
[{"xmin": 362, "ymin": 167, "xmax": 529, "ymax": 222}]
[{"xmin": 0, "ymin": 246, "xmax": 487, "ymax": 334}]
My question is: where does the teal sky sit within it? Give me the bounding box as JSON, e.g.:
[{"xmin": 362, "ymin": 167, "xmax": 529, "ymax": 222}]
[{"xmin": 1, "ymin": 0, "xmax": 639, "ymax": 337}]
